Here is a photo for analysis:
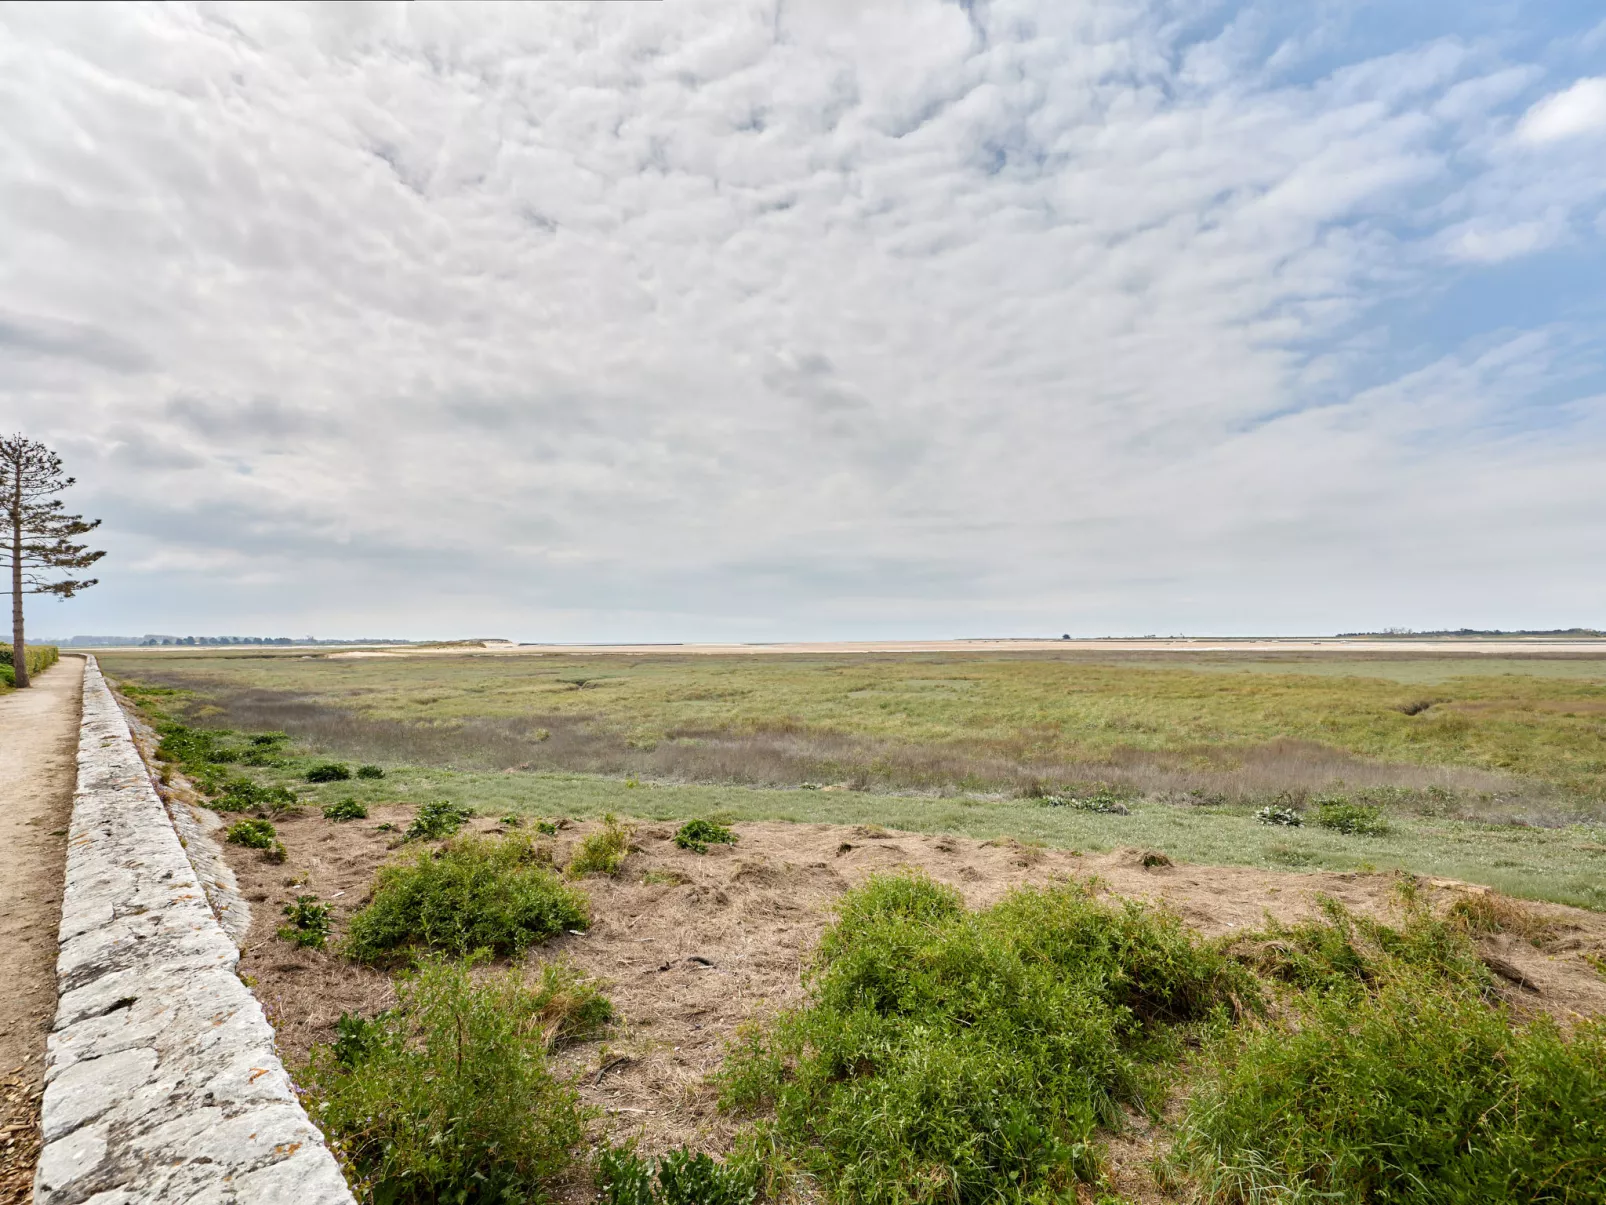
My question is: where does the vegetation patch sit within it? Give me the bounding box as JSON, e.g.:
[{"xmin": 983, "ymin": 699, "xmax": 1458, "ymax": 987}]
[
  {"xmin": 225, "ymin": 818, "xmax": 278, "ymax": 849},
  {"xmin": 406, "ymin": 799, "xmax": 475, "ymax": 840},
  {"xmin": 567, "ymin": 814, "xmax": 634, "ymax": 878},
  {"xmin": 322, "ymin": 797, "xmax": 368, "ymax": 822},
  {"xmin": 1314, "ymin": 800, "xmax": 1390, "ymax": 836},
  {"xmin": 356, "ymin": 763, "xmax": 385, "ymax": 779},
  {"xmin": 303, "ymin": 957, "xmax": 593, "ymax": 1205},
  {"xmin": 674, "ymin": 818, "xmax": 738, "ymax": 854},
  {"xmin": 345, "ymin": 833, "xmax": 589, "ymax": 963},
  {"xmin": 1255, "ymin": 804, "xmax": 1303, "ymax": 826},
  {"xmin": 720, "ymin": 872, "xmax": 1252, "ymax": 1203},
  {"xmin": 306, "ymin": 761, "xmax": 352, "ymax": 783},
  {"xmin": 278, "ymin": 895, "xmax": 332, "ymax": 948},
  {"xmin": 600, "ymin": 1144, "xmax": 759, "ymax": 1205}
]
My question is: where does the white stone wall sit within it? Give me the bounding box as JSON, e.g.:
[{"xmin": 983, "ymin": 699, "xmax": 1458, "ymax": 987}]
[{"xmin": 34, "ymin": 657, "xmax": 355, "ymax": 1205}]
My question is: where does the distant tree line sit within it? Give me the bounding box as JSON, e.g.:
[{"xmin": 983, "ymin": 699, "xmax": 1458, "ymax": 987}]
[{"xmin": 1336, "ymin": 628, "xmax": 1604, "ymax": 638}]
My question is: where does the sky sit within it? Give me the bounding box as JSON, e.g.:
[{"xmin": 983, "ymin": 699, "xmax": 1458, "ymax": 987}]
[{"xmin": 2, "ymin": 1, "xmax": 1604, "ymax": 641}]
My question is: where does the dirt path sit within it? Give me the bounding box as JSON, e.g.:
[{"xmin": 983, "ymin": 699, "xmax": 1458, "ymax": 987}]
[{"xmin": 0, "ymin": 657, "xmax": 84, "ymax": 1205}]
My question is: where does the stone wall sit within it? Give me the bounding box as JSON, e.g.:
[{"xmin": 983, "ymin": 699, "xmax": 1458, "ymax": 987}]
[{"xmin": 33, "ymin": 657, "xmax": 354, "ymax": 1204}]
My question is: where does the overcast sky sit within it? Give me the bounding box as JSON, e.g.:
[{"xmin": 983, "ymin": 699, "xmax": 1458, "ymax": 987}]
[{"xmin": 3, "ymin": 1, "xmax": 1604, "ymax": 641}]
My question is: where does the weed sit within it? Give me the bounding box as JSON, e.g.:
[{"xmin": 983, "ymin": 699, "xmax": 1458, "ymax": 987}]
[
  {"xmin": 1255, "ymin": 805, "xmax": 1303, "ymax": 827},
  {"xmin": 1314, "ymin": 800, "xmax": 1389, "ymax": 836},
  {"xmin": 322, "ymin": 798, "xmax": 369, "ymax": 822},
  {"xmin": 1447, "ymin": 892, "xmax": 1561, "ymax": 947},
  {"xmin": 526, "ymin": 960, "xmax": 614, "ymax": 1048},
  {"xmin": 356, "ymin": 763, "xmax": 385, "ymax": 779},
  {"xmin": 674, "ymin": 818, "xmax": 738, "ymax": 854},
  {"xmin": 567, "ymin": 814, "xmax": 634, "ymax": 878},
  {"xmin": 344, "ymin": 833, "xmax": 588, "ymax": 963},
  {"xmin": 264, "ymin": 839, "xmax": 288, "ymax": 864},
  {"xmin": 225, "ymin": 818, "xmax": 277, "ymax": 849},
  {"xmin": 720, "ymin": 872, "xmax": 1253, "ymax": 1204},
  {"xmin": 302, "ymin": 957, "xmax": 593, "ymax": 1205},
  {"xmin": 600, "ymin": 1144, "xmax": 759, "ymax": 1205},
  {"xmin": 306, "ymin": 761, "xmax": 352, "ymax": 783},
  {"xmin": 406, "ymin": 799, "xmax": 475, "ymax": 840},
  {"xmin": 535, "ymin": 819, "xmax": 560, "ymax": 836},
  {"xmin": 1040, "ymin": 785, "xmax": 1131, "ymax": 814},
  {"xmin": 500, "ymin": 813, "xmax": 523, "ymax": 827},
  {"xmin": 278, "ymin": 895, "xmax": 332, "ymax": 948}
]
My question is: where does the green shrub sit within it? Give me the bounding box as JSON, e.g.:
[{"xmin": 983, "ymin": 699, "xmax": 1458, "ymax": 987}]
[
  {"xmin": 306, "ymin": 761, "xmax": 352, "ymax": 783},
  {"xmin": 278, "ymin": 895, "xmax": 332, "ymax": 948},
  {"xmin": 1255, "ymin": 805, "xmax": 1303, "ymax": 827},
  {"xmin": 1039, "ymin": 785, "xmax": 1130, "ymax": 814},
  {"xmin": 356, "ymin": 763, "xmax": 385, "ymax": 779},
  {"xmin": 1314, "ymin": 800, "xmax": 1389, "ymax": 835},
  {"xmin": 322, "ymin": 798, "xmax": 368, "ymax": 822},
  {"xmin": 500, "ymin": 813, "xmax": 524, "ymax": 828},
  {"xmin": 1173, "ymin": 982, "xmax": 1606, "ymax": 1203},
  {"xmin": 674, "ymin": 818, "xmax": 738, "ymax": 854},
  {"xmin": 213, "ymin": 776, "xmax": 297, "ymax": 816},
  {"xmin": 535, "ymin": 819, "xmax": 560, "ymax": 836},
  {"xmin": 225, "ymin": 818, "xmax": 278, "ymax": 849},
  {"xmin": 600, "ymin": 1145, "xmax": 759, "ymax": 1205},
  {"xmin": 302, "ymin": 957, "xmax": 593, "ymax": 1205},
  {"xmin": 567, "ymin": 814, "xmax": 633, "ymax": 878},
  {"xmin": 0, "ymin": 645, "xmax": 59, "ymax": 677},
  {"xmin": 344, "ymin": 833, "xmax": 589, "ymax": 963},
  {"xmin": 406, "ymin": 799, "xmax": 474, "ymax": 840},
  {"xmin": 720, "ymin": 872, "xmax": 1252, "ymax": 1204}
]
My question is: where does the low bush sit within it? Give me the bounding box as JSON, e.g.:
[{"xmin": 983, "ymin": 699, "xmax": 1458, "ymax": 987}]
[
  {"xmin": 302, "ymin": 957, "xmax": 593, "ymax": 1205},
  {"xmin": 345, "ymin": 833, "xmax": 589, "ymax": 963},
  {"xmin": 0, "ymin": 644, "xmax": 59, "ymax": 679},
  {"xmin": 213, "ymin": 776, "xmax": 298, "ymax": 816},
  {"xmin": 1255, "ymin": 805, "xmax": 1302, "ymax": 827},
  {"xmin": 322, "ymin": 798, "xmax": 368, "ymax": 822},
  {"xmin": 356, "ymin": 763, "xmax": 385, "ymax": 779},
  {"xmin": 674, "ymin": 818, "xmax": 738, "ymax": 854},
  {"xmin": 278, "ymin": 895, "xmax": 332, "ymax": 948},
  {"xmin": 1314, "ymin": 800, "xmax": 1389, "ymax": 835},
  {"xmin": 720, "ymin": 872, "xmax": 1252, "ymax": 1204},
  {"xmin": 1039, "ymin": 785, "xmax": 1130, "ymax": 814},
  {"xmin": 306, "ymin": 761, "xmax": 352, "ymax": 783},
  {"xmin": 406, "ymin": 799, "xmax": 474, "ymax": 840},
  {"xmin": 600, "ymin": 1144, "xmax": 759, "ymax": 1205},
  {"xmin": 225, "ymin": 818, "xmax": 278, "ymax": 849},
  {"xmin": 567, "ymin": 814, "xmax": 633, "ymax": 878}
]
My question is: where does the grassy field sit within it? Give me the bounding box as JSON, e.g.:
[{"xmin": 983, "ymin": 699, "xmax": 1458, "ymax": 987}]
[{"xmin": 100, "ymin": 648, "xmax": 1606, "ymax": 909}]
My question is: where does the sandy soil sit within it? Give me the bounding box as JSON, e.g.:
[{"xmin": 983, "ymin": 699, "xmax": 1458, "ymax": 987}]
[
  {"xmin": 0, "ymin": 657, "xmax": 84, "ymax": 1205},
  {"xmin": 225, "ymin": 803, "xmax": 1606, "ymax": 1202}
]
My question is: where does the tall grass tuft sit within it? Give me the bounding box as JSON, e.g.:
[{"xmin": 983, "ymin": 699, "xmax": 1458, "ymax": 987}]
[
  {"xmin": 345, "ymin": 833, "xmax": 588, "ymax": 963},
  {"xmin": 303, "ymin": 957, "xmax": 594, "ymax": 1205},
  {"xmin": 720, "ymin": 872, "xmax": 1253, "ymax": 1204}
]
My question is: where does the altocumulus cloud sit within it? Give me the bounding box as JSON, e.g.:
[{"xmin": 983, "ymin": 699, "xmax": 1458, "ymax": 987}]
[{"xmin": 1, "ymin": 1, "xmax": 1603, "ymax": 639}]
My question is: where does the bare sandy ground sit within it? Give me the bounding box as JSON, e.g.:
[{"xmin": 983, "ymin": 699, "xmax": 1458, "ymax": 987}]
[{"xmin": 0, "ymin": 657, "xmax": 83, "ymax": 1205}]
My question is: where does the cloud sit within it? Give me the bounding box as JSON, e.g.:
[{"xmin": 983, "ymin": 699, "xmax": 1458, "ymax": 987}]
[
  {"xmin": 0, "ymin": 1, "xmax": 1603, "ymax": 639},
  {"xmin": 1517, "ymin": 77, "xmax": 1606, "ymax": 143}
]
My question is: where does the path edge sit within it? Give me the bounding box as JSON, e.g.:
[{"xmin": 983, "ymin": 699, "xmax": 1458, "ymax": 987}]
[{"xmin": 33, "ymin": 656, "xmax": 354, "ymax": 1204}]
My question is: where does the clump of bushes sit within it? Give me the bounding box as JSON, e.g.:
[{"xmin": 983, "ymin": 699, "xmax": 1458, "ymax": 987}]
[
  {"xmin": 600, "ymin": 1144, "xmax": 759, "ymax": 1205},
  {"xmin": 225, "ymin": 818, "xmax": 278, "ymax": 849},
  {"xmin": 1315, "ymin": 800, "xmax": 1389, "ymax": 835},
  {"xmin": 302, "ymin": 957, "xmax": 595, "ymax": 1205},
  {"xmin": 1038, "ymin": 785, "xmax": 1131, "ymax": 814},
  {"xmin": 406, "ymin": 799, "xmax": 475, "ymax": 840},
  {"xmin": 344, "ymin": 833, "xmax": 589, "ymax": 963},
  {"xmin": 278, "ymin": 895, "xmax": 332, "ymax": 948},
  {"xmin": 1175, "ymin": 900, "xmax": 1606, "ymax": 1202},
  {"xmin": 323, "ymin": 798, "xmax": 368, "ymax": 822},
  {"xmin": 567, "ymin": 815, "xmax": 634, "ymax": 878},
  {"xmin": 356, "ymin": 764, "xmax": 385, "ymax": 779},
  {"xmin": 0, "ymin": 644, "xmax": 60, "ymax": 685},
  {"xmin": 306, "ymin": 761, "xmax": 352, "ymax": 783},
  {"xmin": 720, "ymin": 872, "xmax": 1252, "ymax": 1203},
  {"xmin": 1256, "ymin": 804, "xmax": 1303, "ymax": 827},
  {"xmin": 674, "ymin": 819, "xmax": 737, "ymax": 854}
]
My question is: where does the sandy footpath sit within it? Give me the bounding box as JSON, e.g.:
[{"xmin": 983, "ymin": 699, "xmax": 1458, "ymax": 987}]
[{"xmin": 0, "ymin": 657, "xmax": 84, "ymax": 1205}]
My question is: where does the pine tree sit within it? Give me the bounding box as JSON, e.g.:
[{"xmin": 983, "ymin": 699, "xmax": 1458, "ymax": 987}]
[{"xmin": 2, "ymin": 435, "xmax": 104, "ymax": 687}]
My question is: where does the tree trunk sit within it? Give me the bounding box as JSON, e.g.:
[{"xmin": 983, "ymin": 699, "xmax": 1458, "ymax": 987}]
[{"xmin": 10, "ymin": 458, "xmax": 26, "ymax": 688}]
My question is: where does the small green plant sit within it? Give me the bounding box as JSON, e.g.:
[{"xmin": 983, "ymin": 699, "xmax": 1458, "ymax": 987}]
[
  {"xmin": 302, "ymin": 957, "xmax": 594, "ymax": 1205},
  {"xmin": 600, "ymin": 1145, "xmax": 759, "ymax": 1205},
  {"xmin": 225, "ymin": 818, "xmax": 278, "ymax": 849},
  {"xmin": 499, "ymin": 813, "xmax": 523, "ymax": 828},
  {"xmin": 265, "ymin": 839, "xmax": 288, "ymax": 864},
  {"xmin": 344, "ymin": 833, "xmax": 589, "ymax": 963},
  {"xmin": 1256, "ymin": 804, "xmax": 1303, "ymax": 826},
  {"xmin": 566, "ymin": 814, "xmax": 633, "ymax": 878},
  {"xmin": 306, "ymin": 761, "xmax": 352, "ymax": 783},
  {"xmin": 406, "ymin": 799, "xmax": 475, "ymax": 840},
  {"xmin": 1315, "ymin": 800, "xmax": 1389, "ymax": 835},
  {"xmin": 673, "ymin": 818, "xmax": 738, "ymax": 854},
  {"xmin": 322, "ymin": 798, "xmax": 369, "ymax": 821},
  {"xmin": 278, "ymin": 895, "xmax": 332, "ymax": 948},
  {"xmin": 535, "ymin": 819, "xmax": 559, "ymax": 836},
  {"xmin": 356, "ymin": 764, "xmax": 385, "ymax": 779},
  {"xmin": 1040, "ymin": 786, "xmax": 1130, "ymax": 814}
]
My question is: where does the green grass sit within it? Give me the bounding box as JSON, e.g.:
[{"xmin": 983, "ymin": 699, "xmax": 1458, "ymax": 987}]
[
  {"xmin": 344, "ymin": 833, "xmax": 590, "ymax": 963},
  {"xmin": 303, "ymin": 957, "xmax": 594, "ymax": 1205},
  {"xmin": 720, "ymin": 873, "xmax": 1253, "ymax": 1204},
  {"xmin": 96, "ymin": 648, "xmax": 1606, "ymax": 800}
]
